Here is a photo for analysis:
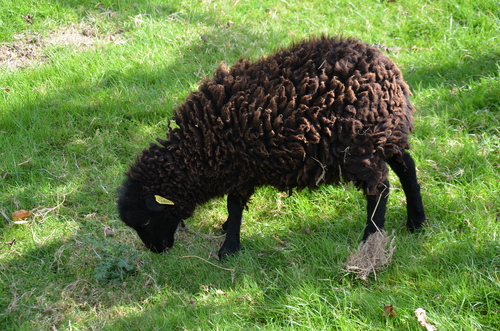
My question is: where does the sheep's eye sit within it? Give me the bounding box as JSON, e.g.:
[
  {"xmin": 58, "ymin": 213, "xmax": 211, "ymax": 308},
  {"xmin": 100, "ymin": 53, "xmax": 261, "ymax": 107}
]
[{"xmin": 142, "ymin": 220, "xmax": 150, "ymax": 227}]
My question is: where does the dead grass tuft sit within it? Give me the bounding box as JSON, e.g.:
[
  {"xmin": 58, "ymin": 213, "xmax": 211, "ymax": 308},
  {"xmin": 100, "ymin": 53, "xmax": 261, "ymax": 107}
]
[{"xmin": 343, "ymin": 230, "xmax": 396, "ymax": 281}]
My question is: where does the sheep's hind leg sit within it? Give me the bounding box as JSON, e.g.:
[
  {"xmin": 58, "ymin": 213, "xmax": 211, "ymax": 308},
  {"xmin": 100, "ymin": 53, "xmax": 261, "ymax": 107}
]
[
  {"xmin": 362, "ymin": 179, "xmax": 390, "ymax": 241},
  {"xmin": 387, "ymin": 151, "xmax": 426, "ymax": 232},
  {"xmin": 219, "ymin": 194, "xmax": 246, "ymax": 259}
]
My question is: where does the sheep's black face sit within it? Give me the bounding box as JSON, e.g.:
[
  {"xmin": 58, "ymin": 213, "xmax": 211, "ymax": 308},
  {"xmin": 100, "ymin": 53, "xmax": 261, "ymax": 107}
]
[{"xmin": 118, "ymin": 178, "xmax": 182, "ymax": 253}]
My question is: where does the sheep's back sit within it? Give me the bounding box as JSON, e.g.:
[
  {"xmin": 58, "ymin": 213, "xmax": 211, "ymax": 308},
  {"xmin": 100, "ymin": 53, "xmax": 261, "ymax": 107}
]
[{"xmin": 172, "ymin": 36, "xmax": 415, "ymax": 195}]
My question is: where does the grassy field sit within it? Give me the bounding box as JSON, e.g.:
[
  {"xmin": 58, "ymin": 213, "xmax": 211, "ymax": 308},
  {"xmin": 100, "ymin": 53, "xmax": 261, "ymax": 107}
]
[{"xmin": 1, "ymin": 0, "xmax": 499, "ymax": 330}]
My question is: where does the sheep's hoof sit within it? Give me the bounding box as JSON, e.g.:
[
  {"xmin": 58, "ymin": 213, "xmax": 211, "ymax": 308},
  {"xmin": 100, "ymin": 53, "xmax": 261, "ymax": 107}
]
[
  {"xmin": 407, "ymin": 216, "xmax": 426, "ymax": 233},
  {"xmin": 218, "ymin": 245, "xmax": 240, "ymax": 260},
  {"xmin": 407, "ymin": 223, "xmax": 424, "ymax": 234}
]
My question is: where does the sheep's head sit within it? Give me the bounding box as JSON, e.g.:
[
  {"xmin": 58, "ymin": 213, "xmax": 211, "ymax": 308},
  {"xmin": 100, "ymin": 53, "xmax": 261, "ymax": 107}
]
[{"xmin": 118, "ymin": 178, "xmax": 183, "ymax": 253}]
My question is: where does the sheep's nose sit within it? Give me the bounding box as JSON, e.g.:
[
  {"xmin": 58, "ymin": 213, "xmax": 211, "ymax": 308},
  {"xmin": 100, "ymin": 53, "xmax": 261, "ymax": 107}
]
[
  {"xmin": 149, "ymin": 243, "xmax": 166, "ymax": 253},
  {"xmin": 163, "ymin": 239, "xmax": 173, "ymax": 250}
]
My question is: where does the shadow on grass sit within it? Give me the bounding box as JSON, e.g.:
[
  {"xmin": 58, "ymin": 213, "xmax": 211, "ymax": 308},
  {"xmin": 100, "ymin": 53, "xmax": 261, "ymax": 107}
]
[
  {"xmin": 405, "ymin": 51, "xmax": 500, "ymax": 134},
  {"xmin": 405, "ymin": 51, "xmax": 500, "ymax": 90}
]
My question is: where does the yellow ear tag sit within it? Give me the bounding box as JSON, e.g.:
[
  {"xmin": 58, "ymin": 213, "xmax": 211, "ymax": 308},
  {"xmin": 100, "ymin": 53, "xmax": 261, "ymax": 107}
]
[{"xmin": 154, "ymin": 195, "xmax": 175, "ymax": 205}]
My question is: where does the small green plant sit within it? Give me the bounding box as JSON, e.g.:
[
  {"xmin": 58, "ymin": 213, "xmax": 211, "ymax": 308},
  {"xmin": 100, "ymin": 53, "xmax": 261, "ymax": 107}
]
[
  {"xmin": 94, "ymin": 256, "xmax": 136, "ymax": 285},
  {"xmin": 85, "ymin": 237, "xmax": 139, "ymax": 285}
]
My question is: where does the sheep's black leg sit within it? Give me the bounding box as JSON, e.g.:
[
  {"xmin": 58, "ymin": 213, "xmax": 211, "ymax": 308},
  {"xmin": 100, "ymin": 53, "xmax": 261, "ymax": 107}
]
[
  {"xmin": 387, "ymin": 151, "xmax": 426, "ymax": 232},
  {"xmin": 218, "ymin": 194, "xmax": 246, "ymax": 259},
  {"xmin": 363, "ymin": 179, "xmax": 390, "ymax": 241}
]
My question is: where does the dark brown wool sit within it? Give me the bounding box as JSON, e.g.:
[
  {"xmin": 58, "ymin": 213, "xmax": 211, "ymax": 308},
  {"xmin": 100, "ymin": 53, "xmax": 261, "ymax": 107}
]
[{"xmin": 130, "ymin": 36, "xmax": 413, "ymax": 202}]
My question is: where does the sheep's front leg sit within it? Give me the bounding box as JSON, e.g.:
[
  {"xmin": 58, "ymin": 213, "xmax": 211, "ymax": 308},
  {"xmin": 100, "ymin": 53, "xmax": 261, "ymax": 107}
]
[
  {"xmin": 362, "ymin": 179, "xmax": 390, "ymax": 241},
  {"xmin": 218, "ymin": 194, "xmax": 245, "ymax": 259}
]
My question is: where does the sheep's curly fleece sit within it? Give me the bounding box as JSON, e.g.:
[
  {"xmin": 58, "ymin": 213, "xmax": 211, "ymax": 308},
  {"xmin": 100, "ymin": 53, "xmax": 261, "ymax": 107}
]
[{"xmin": 127, "ymin": 36, "xmax": 414, "ymax": 211}]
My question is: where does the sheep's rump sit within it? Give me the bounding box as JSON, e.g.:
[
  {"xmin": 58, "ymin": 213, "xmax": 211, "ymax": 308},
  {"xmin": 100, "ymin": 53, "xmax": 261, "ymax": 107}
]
[{"xmin": 168, "ymin": 36, "xmax": 414, "ymax": 195}]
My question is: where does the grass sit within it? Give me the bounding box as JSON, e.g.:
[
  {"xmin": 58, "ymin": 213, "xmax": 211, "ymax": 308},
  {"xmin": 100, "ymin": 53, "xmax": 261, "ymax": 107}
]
[{"xmin": 1, "ymin": 0, "xmax": 499, "ymax": 329}]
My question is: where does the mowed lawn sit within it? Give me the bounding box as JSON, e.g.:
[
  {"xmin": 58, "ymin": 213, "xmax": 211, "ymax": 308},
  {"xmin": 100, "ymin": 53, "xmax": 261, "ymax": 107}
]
[{"xmin": 1, "ymin": 0, "xmax": 499, "ymax": 330}]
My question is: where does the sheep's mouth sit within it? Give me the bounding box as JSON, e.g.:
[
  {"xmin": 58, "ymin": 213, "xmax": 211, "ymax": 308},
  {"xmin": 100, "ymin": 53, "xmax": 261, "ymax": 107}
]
[
  {"xmin": 147, "ymin": 243, "xmax": 167, "ymax": 253},
  {"xmin": 147, "ymin": 239, "xmax": 173, "ymax": 253}
]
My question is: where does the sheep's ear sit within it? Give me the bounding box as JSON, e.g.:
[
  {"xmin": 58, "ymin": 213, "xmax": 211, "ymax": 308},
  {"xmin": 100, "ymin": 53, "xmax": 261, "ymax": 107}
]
[{"xmin": 145, "ymin": 195, "xmax": 174, "ymax": 212}]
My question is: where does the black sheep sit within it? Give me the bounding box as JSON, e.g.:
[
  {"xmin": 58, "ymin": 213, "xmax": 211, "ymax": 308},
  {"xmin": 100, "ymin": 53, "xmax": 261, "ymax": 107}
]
[{"xmin": 118, "ymin": 36, "xmax": 426, "ymax": 257}]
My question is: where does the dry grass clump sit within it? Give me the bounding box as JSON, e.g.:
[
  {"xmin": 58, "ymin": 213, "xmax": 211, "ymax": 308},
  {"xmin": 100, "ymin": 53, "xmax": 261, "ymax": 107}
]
[{"xmin": 343, "ymin": 230, "xmax": 396, "ymax": 281}]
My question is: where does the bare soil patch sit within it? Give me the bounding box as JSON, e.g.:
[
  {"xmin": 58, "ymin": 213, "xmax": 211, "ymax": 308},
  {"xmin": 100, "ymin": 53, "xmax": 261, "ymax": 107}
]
[{"xmin": 0, "ymin": 24, "xmax": 124, "ymax": 70}]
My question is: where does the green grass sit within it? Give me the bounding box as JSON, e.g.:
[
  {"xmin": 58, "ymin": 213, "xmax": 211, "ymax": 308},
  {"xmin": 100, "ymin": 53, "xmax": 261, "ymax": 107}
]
[{"xmin": 1, "ymin": 0, "xmax": 499, "ymax": 330}]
